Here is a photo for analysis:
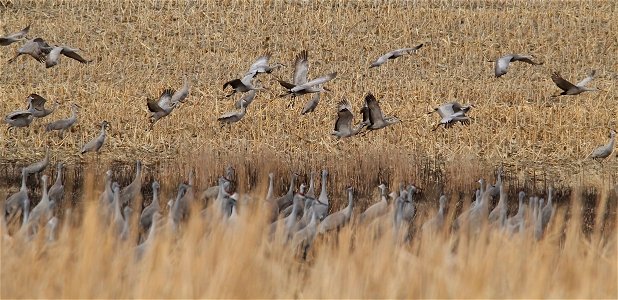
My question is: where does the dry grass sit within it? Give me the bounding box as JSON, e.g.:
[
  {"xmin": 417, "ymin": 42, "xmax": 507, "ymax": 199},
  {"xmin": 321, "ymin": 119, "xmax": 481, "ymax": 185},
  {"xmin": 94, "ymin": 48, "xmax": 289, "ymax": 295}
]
[
  {"xmin": 1, "ymin": 180, "xmax": 616, "ymax": 298},
  {"xmin": 1, "ymin": 1, "xmax": 618, "ymax": 298}
]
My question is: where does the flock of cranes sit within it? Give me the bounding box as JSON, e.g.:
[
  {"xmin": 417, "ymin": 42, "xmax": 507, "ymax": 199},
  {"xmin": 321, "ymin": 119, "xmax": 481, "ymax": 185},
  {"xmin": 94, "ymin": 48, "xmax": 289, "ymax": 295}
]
[
  {"xmin": 1, "ymin": 24, "xmax": 613, "ymax": 162},
  {"xmin": 0, "ymin": 21, "xmax": 612, "ymax": 260},
  {"xmin": 2, "ymin": 153, "xmax": 558, "ymax": 260}
]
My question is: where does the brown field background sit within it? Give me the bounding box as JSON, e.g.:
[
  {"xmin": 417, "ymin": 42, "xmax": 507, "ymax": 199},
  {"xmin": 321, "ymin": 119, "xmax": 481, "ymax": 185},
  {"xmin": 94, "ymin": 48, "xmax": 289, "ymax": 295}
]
[{"xmin": 0, "ymin": 0, "xmax": 617, "ymax": 298}]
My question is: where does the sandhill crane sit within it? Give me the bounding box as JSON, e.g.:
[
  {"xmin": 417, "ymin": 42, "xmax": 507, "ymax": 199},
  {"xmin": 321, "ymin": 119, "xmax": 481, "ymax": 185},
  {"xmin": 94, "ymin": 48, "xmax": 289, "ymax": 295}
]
[
  {"xmin": 318, "ymin": 187, "xmax": 354, "ymax": 234},
  {"xmin": 120, "ymin": 160, "xmax": 142, "ymax": 206},
  {"xmin": 263, "ymin": 173, "xmax": 279, "ymax": 221},
  {"xmin": 223, "ymin": 73, "xmax": 266, "ymax": 97},
  {"xmin": 27, "ymin": 175, "xmax": 52, "ymax": 233},
  {"xmin": 0, "ymin": 24, "xmax": 30, "ymax": 46},
  {"xmin": 244, "ymin": 53, "xmax": 284, "ymax": 77},
  {"xmin": 363, "ymin": 93, "xmax": 400, "ymax": 130},
  {"xmin": 7, "ymin": 37, "xmax": 52, "ymax": 63},
  {"xmin": 99, "ymin": 170, "xmax": 114, "ymax": 207},
  {"xmin": 217, "ymin": 100, "xmax": 247, "ymax": 126},
  {"xmin": 332, "ymin": 99, "xmax": 367, "ymax": 138},
  {"xmin": 291, "ymin": 211, "xmax": 318, "ymax": 260},
  {"xmin": 467, "ymin": 187, "xmax": 490, "ymax": 232},
  {"xmin": 551, "ymin": 70, "xmax": 600, "ymax": 96},
  {"xmin": 234, "ymin": 89, "xmax": 257, "ymax": 109},
  {"xmin": 140, "ymin": 180, "xmax": 161, "ymax": 235},
  {"xmin": 488, "ymin": 182, "xmax": 508, "ymax": 227},
  {"xmin": 45, "ymin": 45, "xmax": 91, "ymax": 68},
  {"xmin": 312, "ymin": 169, "xmax": 329, "ymax": 221},
  {"xmin": 491, "ymin": 54, "xmax": 543, "ymax": 77},
  {"xmin": 170, "ymin": 183, "xmax": 190, "ymax": 231},
  {"xmin": 273, "ymin": 173, "xmax": 298, "ymax": 212},
  {"xmin": 454, "ymin": 178, "xmax": 487, "ymax": 231},
  {"xmin": 271, "ymin": 185, "xmax": 305, "ymax": 240},
  {"xmin": 215, "ymin": 179, "xmax": 232, "ymax": 218},
  {"xmin": 120, "ymin": 206, "xmax": 133, "ymax": 241},
  {"xmin": 506, "ymin": 191, "xmax": 527, "ymax": 235},
  {"xmin": 279, "ymin": 72, "xmax": 337, "ymax": 97},
  {"xmin": 80, "ymin": 120, "xmax": 109, "ymax": 154},
  {"xmin": 301, "ymin": 93, "xmax": 321, "ymax": 115},
  {"xmin": 147, "ymin": 78, "xmax": 190, "ymax": 128},
  {"xmin": 306, "ymin": 172, "xmax": 316, "ymax": 200},
  {"xmin": 541, "ymin": 187, "xmax": 555, "ymax": 231},
  {"xmin": 402, "ymin": 185, "xmax": 417, "ymax": 223},
  {"xmin": 46, "ymin": 216, "xmax": 59, "ymax": 243},
  {"xmin": 427, "ymin": 101, "xmax": 474, "ymax": 130},
  {"xmin": 4, "ymin": 110, "xmax": 33, "ymax": 129},
  {"xmin": 48, "ymin": 162, "xmax": 64, "ymax": 208},
  {"xmin": 200, "ymin": 166, "xmax": 235, "ymax": 205},
  {"xmin": 534, "ymin": 198, "xmax": 545, "ymax": 240},
  {"xmin": 422, "ymin": 195, "xmax": 447, "ymax": 234},
  {"xmin": 588, "ymin": 129, "xmax": 615, "ymax": 163},
  {"xmin": 291, "ymin": 50, "xmax": 309, "ymax": 86},
  {"xmin": 135, "ymin": 211, "xmax": 161, "ymax": 261},
  {"xmin": 4, "ymin": 169, "xmax": 29, "ymax": 225},
  {"xmin": 111, "ymin": 182, "xmax": 125, "ymax": 235},
  {"xmin": 281, "ymin": 183, "xmax": 306, "ymax": 217},
  {"xmin": 23, "ymin": 147, "xmax": 50, "ymax": 175},
  {"xmin": 26, "ymin": 93, "xmax": 58, "ymax": 118},
  {"xmin": 45, "ymin": 103, "xmax": 79, "ymax": 136},
  {"xmin": 360, "ymin": 184, "xmax": 388, "ymax": 223},
  {"xmin": 369, "ymin": 44, "xmax": 424, "ymax": 68}
]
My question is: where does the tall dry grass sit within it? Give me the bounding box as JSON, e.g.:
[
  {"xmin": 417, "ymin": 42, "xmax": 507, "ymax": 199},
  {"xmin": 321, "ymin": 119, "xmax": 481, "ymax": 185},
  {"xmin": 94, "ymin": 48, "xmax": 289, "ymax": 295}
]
[{"xmin": 1, "ymin": 178, "xmax": 616, "ymax": 298}]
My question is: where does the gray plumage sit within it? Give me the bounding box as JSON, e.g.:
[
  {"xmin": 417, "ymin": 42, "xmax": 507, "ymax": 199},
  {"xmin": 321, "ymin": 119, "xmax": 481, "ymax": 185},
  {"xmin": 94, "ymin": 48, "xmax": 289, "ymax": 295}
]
[
  {"xmin": 218, "ymin": 100, "xmax": 247, "ymax": 125},
  {"xmin": 4, "ymin": 110, "xmax": 33, "ymax": 128},
  {"xmin": 23, "ymin": 147, "xmax": 50, "ymax": 175},
  {"xmin": 223, "ymin": 73, "xmax": 266, "ymax": 97},
  {"xmin": 291, "ymin": 211, "xmax": 318, "ymax": 260},
  {"xmin": 244, "ymin": 53, "xmax": 284, "ymax": 77},
  {"xmin": 318, "ymin": 187, "xmax": 354, "ymax": 234},
  {"xmin": 7, "ymin": 37, "xmax": 51, "ymax": 63},
  {"xmin": 80, "ymin": 120, "xmax": 109, "ymax": 154},
  {"xmin": 332, "ymin": 99, "xmax": 366, "ymax": 138},
  {"xmin": 45, "ymin": 103, "xmax": 79, "ymax": 134},
  {"xmin": 5, "ymin": 169, "xmax": 29, "ymax": 224},
  {"xmin": 588, "ymin": 129, "xmax": 615, "ymax": 161},
  {"xmin": 312, "ymin": 169, "xmax": 329, "ymax": 221},
  {"xmin": 120, "ymin": 160, "xmax": 142, "ymax": 206},
  {"xmin": 45, "ymin": 45, "xmax": 91, "ymax": 68},
  {"xmin": 0, "ymin": 24, "xmax": 30, "ymax": 46},
  {"xmin": 147, "ymin": 77, "xmax": 190, "ymax": 128},
  {"xmin": 48, "ymin": 162, "xmax": 64, "ymax": 207},
  {"xmin": 360, "ymin": 184, "xmax": 388, "ymax": 223},
  {"xmin": 422, "ymin": 195, "xmax": 447, "ymax": 233},
  {"xmin": 369, "ymin": 44, "xmax": 423, "ymax": 68},
  {"xmin": 27, "ymin": 175, "xmax": 52, "ymax": 231},
  {"xmin": 506, "ymin": 192, "xmax": 527, "ymax": 235},
  {"xmin": 279, "ymin": 72, "xmax": 337, "ymax": 97},
  {"xmin": 363, "ymin": 93, "xmax": 400, "ymax": 130},
  {"xmin": 234, "ymin": 89, "xmax": 257, "ymax": 109},
  {"xmin": 99, "ymin": 170, "xmax": 114, "ymax": 207},
  {"xmin": 428, "ymin": 101, "xmax": 474, "ymax": 130},
  {"xmin": 301, "ymin": 92, "xmax": 321, "ymax": 115},
  {"xmin": 402, "ymin": 185, "xmax": 416, "ymax": 222},
  {"xmin": 140, "ymin": 180, "xmax": 161, "ymax": 234},
  {"xmin": 493, "ymin": 54, "xmax": 542, "ymax": 77},
  {"xmin": 551, "ymin": 70, "xmax": 600, "ymax": 96},
  {"xmin": 26, "ymin": 93, "xmax": 58, "ymax": 118}
]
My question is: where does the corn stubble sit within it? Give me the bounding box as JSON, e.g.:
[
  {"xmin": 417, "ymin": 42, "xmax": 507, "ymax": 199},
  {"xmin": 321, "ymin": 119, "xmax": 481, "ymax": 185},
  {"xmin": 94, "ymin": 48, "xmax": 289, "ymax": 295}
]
[{"xmin": 0, "ymin": 0, "xmax": 617, "ymax": 298}]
